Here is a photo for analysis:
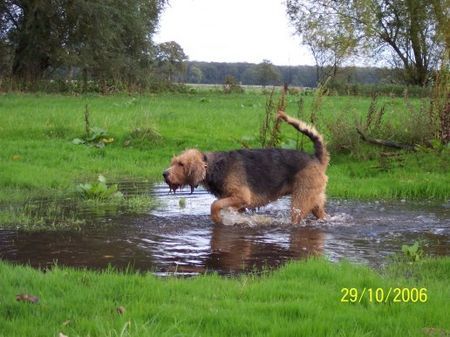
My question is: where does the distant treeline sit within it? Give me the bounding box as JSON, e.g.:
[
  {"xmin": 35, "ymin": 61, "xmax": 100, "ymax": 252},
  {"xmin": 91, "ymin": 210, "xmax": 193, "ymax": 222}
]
[
  {"xmin": 184, "ymin": 61, "xmax": 398, "ymax": 88},
  {"xmin": 182, "ymin": 61, "xmax": 432, "ymax": 97}
]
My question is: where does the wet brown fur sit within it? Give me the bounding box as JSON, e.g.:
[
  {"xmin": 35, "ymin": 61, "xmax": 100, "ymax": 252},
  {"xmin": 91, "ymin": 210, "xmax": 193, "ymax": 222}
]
[{"xmin": 163, "ymin": 110, "xmax": 329, "ymax": 224}]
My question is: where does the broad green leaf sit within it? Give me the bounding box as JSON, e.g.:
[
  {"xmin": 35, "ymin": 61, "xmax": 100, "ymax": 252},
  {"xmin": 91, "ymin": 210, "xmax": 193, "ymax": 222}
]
[{"xmin": 72, "ymin": 138, "xmax": 85, "ymax": 145}]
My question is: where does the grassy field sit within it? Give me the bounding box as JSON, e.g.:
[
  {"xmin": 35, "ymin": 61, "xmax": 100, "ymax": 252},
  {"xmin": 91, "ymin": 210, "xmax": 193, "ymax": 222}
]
[
  {"xmin": 1, "ymin": 91, "xmax": 449, "ymax": 336},
  {"xmin": 1, "ymin": 257, "xmax": 449, "ymax": 337},
  {"xmin": 0, "ymin": 91, "xmax": 449, "ymax": 228}
]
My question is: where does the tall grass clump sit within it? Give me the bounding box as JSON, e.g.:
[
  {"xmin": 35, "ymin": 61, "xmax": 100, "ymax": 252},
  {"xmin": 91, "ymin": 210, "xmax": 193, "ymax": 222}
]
[
  {"xmin": 259, "ymin": 87, "xmax": 286, "ymax": 148},
  {"xmin": 310, "ymin": 77, "xmax": 330, "ymax": 125},
  {"xmin": 326, "ymin": 83, "xmax": 448, "ymax": 158},
  {"xmin": 294, "ymin": 96, "xmax": 306, "ymax": 150},
  {"xmin": 123, "ymin": 126, "xmax": 162, "ymax": 148}
]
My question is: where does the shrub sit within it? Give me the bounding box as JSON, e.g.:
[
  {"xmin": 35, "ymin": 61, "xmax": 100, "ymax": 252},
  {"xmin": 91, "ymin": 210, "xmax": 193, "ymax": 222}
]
[
  {"xmin": 326, "ymin": 112, "xmax": 362, "ymax": 154},
  {"xmin": 327, "ymin": 80, "xmax": 431, "ymax": 97},
  {"xmin": 223, "ymin": 75, "xmax": 244, "ymax": 94}
]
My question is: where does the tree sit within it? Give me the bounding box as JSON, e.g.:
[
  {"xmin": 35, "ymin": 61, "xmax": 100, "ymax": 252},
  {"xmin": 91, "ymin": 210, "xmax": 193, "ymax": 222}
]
[
  {"xmin": 0, "ymin": 0, "xmax": 166, "ymax": 86},
  {"xmin": 155, "ymin": 41, "xmax": 188, "ymax": 82},
  {"xmin": 241, "ymin": 66, "xmax": 258, "ymax": 85},
  {"xmin": 286, "ymin": 0, "xmax": 446, "ymax": 85},
  {"xmin": 255, "ymin": 60, "xmax": 281, "ymax": 87},
  {"xmin": 188, "ymin": 65, "xmax": 203, "ymax": 83},
  {"xmin": 1, "ymin": 1, "xmax": 65, "ymax": 81}
]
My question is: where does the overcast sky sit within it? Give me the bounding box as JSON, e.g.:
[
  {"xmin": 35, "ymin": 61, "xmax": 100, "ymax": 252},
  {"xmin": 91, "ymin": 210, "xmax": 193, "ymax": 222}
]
[{"xmin": 154, "ymin": 0, "xmax": 315, "ymax": 66}]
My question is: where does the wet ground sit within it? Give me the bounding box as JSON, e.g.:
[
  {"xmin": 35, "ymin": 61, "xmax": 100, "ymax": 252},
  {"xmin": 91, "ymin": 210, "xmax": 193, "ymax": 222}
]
[{"xmin": 0, "ymin": 183, "xmax": 449, "ymax": 275}]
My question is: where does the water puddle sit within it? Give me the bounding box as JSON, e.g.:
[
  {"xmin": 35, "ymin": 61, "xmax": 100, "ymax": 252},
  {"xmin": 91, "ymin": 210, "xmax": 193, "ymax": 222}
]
[{"xmin": 0, "ymin": 183, "xmax": 449, "ymax": 275}]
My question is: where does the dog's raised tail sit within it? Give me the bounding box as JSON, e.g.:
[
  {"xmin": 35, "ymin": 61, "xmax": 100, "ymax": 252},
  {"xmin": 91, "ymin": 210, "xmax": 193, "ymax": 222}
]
[{"xmin": 277, "ymin": 110, "xmax": 329, "ymax": 166}]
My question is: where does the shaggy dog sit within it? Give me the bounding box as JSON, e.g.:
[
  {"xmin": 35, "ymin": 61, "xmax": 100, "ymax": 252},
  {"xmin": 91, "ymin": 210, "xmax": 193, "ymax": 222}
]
[{"xmin": 163, "ymin": 110, "xmax": 329, "ymax": 224}]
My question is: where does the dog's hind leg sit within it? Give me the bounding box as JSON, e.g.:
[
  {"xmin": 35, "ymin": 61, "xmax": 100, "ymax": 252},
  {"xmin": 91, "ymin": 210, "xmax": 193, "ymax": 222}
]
[
  {"xmin": 210, "ymin": 197, "xmax": 248, "ymax": 224},
  {"xmin": 311, "ymin": 193, "xmax": 327, "ymax": 219},
  {"xmin": 291, "ymin": 190, "xmax": 327, "ymax": 223},
  {"xmin": 312, "ymin": 205, "xmax": 326, "ymax": 219},
  {"xmin": 290, "ymin": 192, "xmax": 315, "ymax": 224},
  {"xmin": 291, "ymin": 166, "xmax": 328, "ymax": 223}
]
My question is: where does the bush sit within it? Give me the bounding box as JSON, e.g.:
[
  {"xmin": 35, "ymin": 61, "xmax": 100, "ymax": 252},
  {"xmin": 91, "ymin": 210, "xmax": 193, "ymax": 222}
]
[
  {"xmin": 326, "ymin": 112, "xmax": 362, "ymax": 154},
  {"xmin": 327, "ymin": 80, "xmax": 431, "ymax": 97},
  {"xmin": 223, "ymin": 75, "xmax": 244, "ymax": 94}
]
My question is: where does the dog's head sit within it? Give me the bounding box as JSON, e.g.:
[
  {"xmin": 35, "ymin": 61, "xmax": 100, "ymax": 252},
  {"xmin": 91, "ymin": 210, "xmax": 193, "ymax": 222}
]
[{"xmin": 163, "ymin": 149, "xmax": 207, "ymax": 193}]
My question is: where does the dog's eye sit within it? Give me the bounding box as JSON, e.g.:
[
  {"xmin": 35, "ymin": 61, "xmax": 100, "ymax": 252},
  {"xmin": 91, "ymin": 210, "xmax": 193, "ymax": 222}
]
[{"xmin": 178, "ymin": 162, "xmax": 184, "ymax": 167}]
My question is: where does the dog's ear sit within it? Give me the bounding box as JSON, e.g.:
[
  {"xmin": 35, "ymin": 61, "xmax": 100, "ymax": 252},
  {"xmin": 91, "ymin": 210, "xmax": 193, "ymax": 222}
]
[{"xmin": 188, "ymin": 159, "xmax": 206, "ymax": 186}]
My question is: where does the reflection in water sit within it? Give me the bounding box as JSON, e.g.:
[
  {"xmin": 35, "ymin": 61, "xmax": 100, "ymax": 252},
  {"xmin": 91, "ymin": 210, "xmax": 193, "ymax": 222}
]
[
  {"xmin": 207, "ymin": 225, "xmax": 324, "ymax": 273},
  {"xmin": 0, "ymin": 183, "xmax": 449, "ymax": 275}
]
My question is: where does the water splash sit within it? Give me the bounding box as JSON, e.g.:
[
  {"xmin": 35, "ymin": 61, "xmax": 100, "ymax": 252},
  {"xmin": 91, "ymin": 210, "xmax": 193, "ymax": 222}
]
[{"xmin": 221, "ymin": 208, "xmax": 284, "ymax": 227}]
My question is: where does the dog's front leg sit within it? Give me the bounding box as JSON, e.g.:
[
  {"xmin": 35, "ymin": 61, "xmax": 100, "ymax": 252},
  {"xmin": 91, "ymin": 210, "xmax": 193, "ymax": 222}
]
[{"xmin": 210, "ymin": 197, "xmax": 247, "ymax": 224}]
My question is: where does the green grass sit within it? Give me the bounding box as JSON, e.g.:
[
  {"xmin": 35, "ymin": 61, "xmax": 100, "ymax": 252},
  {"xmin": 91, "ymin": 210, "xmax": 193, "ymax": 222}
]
[
  {"xmin": 0, "ymin": 91, "xmax": 449, "ymax": 228},
  {"xmin": 328, "ymin": 153, "xmax": 450, "ymax": 200},
  {"xmin": 0, "ymin": 92, "xmax": 263, "ymax": 203},
  {"xmin": 1, "ymin": 257, "xmax": 448, "ymax": 337}
]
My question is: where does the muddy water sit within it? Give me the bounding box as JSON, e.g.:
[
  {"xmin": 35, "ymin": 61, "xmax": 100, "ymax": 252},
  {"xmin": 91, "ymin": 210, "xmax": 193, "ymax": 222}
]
[{"xmin": 0, "ymin": 183, "xmax": 449, "ymax": 275}]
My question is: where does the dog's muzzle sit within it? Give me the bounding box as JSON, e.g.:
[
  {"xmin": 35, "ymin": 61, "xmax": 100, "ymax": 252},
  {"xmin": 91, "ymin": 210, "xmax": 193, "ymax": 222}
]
[{"xmin": 163, "ymin": 170, "xmax": 180, "ymax": 192}]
